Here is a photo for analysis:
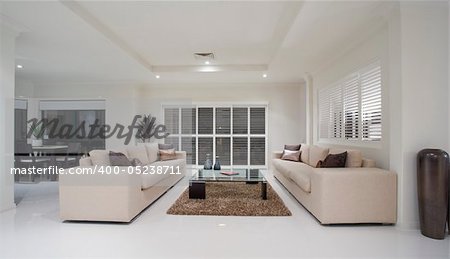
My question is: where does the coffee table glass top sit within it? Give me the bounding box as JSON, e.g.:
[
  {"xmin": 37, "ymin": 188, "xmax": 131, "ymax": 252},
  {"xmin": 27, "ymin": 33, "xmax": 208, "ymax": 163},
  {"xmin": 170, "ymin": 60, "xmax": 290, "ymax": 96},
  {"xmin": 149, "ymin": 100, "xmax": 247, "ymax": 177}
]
[{"xmin": 191, "ymin": 169, "xmax": 265, "ymax": 182}]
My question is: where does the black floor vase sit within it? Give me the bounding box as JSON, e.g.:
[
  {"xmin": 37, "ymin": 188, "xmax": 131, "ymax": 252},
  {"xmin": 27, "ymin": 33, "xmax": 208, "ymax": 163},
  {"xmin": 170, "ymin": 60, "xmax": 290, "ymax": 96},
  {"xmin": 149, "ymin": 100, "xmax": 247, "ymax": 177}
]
[{"xmin": 417, "ymin": 149, "xmax": 449, "ymax": 240}]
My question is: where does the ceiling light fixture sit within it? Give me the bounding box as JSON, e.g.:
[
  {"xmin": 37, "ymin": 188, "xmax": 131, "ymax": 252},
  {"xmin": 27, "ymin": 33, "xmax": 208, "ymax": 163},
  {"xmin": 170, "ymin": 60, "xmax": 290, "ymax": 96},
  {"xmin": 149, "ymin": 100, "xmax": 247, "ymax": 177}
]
[
  {"xmin": 16, "ymin": 65, "xmax": 23, "ymax": 69},
  {"xmin": 262, "ymin": 74, "xmax": 268, "ymax": 78},
  {"xmin": 155, "ymin": 75, "xmax": 160, "ymax": 79}
]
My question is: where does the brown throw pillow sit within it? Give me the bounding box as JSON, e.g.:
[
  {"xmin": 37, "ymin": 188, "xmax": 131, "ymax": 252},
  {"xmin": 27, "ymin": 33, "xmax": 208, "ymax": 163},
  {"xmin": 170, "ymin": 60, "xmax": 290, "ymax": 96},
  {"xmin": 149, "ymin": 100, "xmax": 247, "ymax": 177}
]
[
  {"xmin": 316, "ymin": 152, "xmax": 347, "ymax": 168},
  {"xmin": 159, "ymin": 148, "xmax": 177, "ymax": 161},
  {"xmin": 284, "ymin": 144, "xmax": 301, "ymax": 151},
  {"xmin": 109, "ymin": 151, "xmax": 132, "ymax": 166},
  {"xmin": 281, "ymin": 150, "xmax": 302, "ymax": 162}
]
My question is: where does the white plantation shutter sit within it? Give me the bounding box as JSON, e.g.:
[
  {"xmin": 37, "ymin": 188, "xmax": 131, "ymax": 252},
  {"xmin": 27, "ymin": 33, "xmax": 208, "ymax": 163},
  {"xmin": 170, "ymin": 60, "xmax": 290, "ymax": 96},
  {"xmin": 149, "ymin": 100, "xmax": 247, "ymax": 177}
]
[
  {"xmin": 343, "ymin": 75, "xmax": 360, "ymax": 140},
  {"xmin": 215, "ymin": 108, "xmax": 231, "ymax": 134},
  {"xmin": 216, "ymin": 137, "xmax": 231, "ymax": 165},
  {"xmin": 181, "ymin": 137, "xmax": 196, "ymax": 165},
  {"xmin": 181, "ymin": 108, "xmax": 196, "ymax": 134},
  {"xmin": 319, "ymin": 88, "xmax": 331, "ymax": 139},
  {"xmin": 232, "ymin": 137, "xmax": 248, "ymax": 165},
  {"xmin": 198, "ymin": 137, "xmax": 213, "ymax": 164},
  {"xmin": 164, "ymin": 108, "xmax": 179, "ymax": 134},
  {"xmin": 361, "ymin": 63, "xmax": 382, "ymax": 141},
  {"xmin": 250, "ymin": 108, "xmax": 265, "ymax": 134},
  {"xmin": 164, "ymin": 104, "xmax": 267, "ymax": 167},
  {"xmin": 329, "ymin": 86, "xmax": 343, "ymax": 138},
  {"xmin": 198, "ymin": 108, "xmax": 213, "ymax": 134},
  {"xmin": 250, "ymin": 137, "xmax": 265, "ymax": 165},
  {"xmin": 233, "ymin": 107, "xmax": 248, "ymax": 134},
  {"xmin": 318, "ymin": 61, "xmax": 382, "ymax": 143}
]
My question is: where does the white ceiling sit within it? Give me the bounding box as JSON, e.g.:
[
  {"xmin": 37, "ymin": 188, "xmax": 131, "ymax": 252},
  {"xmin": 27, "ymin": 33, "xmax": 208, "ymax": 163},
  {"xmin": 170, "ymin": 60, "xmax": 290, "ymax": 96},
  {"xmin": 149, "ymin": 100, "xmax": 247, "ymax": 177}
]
[{"xmin": 1, "ymin": 1, "xmax": 392, "ymax": 85}]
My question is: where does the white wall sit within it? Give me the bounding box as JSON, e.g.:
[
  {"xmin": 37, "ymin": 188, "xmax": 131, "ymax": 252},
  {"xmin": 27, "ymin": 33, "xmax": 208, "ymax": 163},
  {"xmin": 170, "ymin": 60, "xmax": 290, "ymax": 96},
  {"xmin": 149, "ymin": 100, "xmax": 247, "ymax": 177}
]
[
  {"xmin": 15, "ymin": 78, "xmax": 34, "ymax": 97},
  {"xmin": 396, "ymin": 1, "xmax": 449, "ymax": 229},
  {"xmin": 137, "ymin": 83, "xmax": 306, "ymax": 167},
  {"xmin": 0, "ymin": 24, "xmax": 18, "ymax": 212},
  {"xmin": 32, "ymin": 83, "xmax": 138, "ymax": 148},
  {"xmin": 312, "ymin": 26, "xmax": 390, "ymax": 169}
]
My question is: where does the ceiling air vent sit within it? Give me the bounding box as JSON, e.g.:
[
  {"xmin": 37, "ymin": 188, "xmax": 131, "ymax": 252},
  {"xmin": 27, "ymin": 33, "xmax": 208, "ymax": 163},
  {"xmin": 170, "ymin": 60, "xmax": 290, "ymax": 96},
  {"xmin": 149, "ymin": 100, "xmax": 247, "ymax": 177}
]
[{"xmin": 194, "ymin": 52, "xmax": 215, "ymax": 61}]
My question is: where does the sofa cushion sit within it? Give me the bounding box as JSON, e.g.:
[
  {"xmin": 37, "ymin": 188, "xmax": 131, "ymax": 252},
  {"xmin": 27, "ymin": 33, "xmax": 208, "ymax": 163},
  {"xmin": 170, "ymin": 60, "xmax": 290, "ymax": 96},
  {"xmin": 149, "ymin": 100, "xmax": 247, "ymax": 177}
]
[
  {"xmin": 300, "ymin": 144, "xmax": 310, "ymax": 164},
  {"xmin": 141, "ymin": 159, "xmax": 185, "ymax": 189},
  {"xmin": 144, "ymin": 143, "xmax": 158, "ymax": 164},
  {"xmin": 308, "ymin": 145, "xmax": 329, "ymax": 168},
  {"xmin": 272, "ymin": 159, "xmax": 312, "ymax": 193},
  {"xmin": 329, "ymin": 148, "xmax": 363, "ymax": 168},
  {"xmin": 89, "ymin": 150, "xmax": 110, "ymax": 166},
  {"xmin": 127, "ymin": 145, "xmax": 150, "ymax": 165}
]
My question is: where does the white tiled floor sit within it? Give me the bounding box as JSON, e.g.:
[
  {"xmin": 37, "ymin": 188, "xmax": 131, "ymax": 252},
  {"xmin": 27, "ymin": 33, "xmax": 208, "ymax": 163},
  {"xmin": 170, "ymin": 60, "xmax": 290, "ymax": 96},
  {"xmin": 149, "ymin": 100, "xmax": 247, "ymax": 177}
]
[{"xmin": 1, "ymin": 171, "xmax": 449, "ymax": 258}]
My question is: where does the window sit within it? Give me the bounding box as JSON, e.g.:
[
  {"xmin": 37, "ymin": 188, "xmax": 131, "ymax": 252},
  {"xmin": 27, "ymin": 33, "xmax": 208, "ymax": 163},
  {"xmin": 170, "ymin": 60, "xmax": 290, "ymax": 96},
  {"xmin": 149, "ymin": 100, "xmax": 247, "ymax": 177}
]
[
  {"xmin": 319, "ymin": 61, "xmax": 382, "ymax": 144},
  {"xmin": 163, "ymin": 104, "xmax": 267, "ymax": 168}
]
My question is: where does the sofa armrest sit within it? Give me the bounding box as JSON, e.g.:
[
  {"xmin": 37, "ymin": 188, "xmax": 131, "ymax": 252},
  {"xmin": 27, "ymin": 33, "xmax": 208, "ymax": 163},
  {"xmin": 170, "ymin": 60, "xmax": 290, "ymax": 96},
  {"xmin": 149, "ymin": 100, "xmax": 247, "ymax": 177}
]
[
  {"xmin": 272, "ymin": 151, "xmax": 283, "ymax": 159},
  {"xmin": 310, "ymin": 168, "xmax": 397, "ymax": 224},
  {"xmin": 175, "ymin": 151, "xmax": 186, "ymax": 160},
  {"xmin": 362, "ymin": 158, "xmax": 376, "ymax": 168},
  {"xmin": 59, "ymin": 166, "xmax": 143, "ymax": 222}
]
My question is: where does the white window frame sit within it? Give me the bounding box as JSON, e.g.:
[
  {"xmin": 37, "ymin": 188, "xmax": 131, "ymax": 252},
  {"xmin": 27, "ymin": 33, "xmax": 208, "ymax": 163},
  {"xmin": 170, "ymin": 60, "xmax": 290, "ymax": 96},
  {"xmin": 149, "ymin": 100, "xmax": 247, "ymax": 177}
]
[
  {"xmin": 162, "ymin": 102, "xmax": 269, "ymax": 169},
  {"xmin": 318, "ymin": 60, "xmax": 382, "ymax": 148}
]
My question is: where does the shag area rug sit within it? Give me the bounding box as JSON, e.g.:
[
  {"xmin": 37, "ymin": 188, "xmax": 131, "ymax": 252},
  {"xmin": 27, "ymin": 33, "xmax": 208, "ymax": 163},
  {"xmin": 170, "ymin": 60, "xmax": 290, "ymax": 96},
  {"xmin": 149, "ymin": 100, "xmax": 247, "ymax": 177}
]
[{"xmin": 167, "ymin": 182, "xmax": 291, "ymax": 216}]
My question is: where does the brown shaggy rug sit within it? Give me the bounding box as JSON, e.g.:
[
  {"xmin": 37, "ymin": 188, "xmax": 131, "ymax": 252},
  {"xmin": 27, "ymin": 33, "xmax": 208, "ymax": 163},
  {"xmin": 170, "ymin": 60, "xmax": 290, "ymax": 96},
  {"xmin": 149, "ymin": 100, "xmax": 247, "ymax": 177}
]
[{"xmin": 167, "ymin": 182, "xmax": 291, "ymax": 216}]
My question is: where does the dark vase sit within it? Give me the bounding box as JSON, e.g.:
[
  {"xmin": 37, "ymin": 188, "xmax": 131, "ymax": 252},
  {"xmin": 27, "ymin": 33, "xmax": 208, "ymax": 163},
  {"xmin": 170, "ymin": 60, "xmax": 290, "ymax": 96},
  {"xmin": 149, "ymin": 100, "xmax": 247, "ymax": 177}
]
[
  {"xmin": 213, "ymin": 156, "xmax": 221, "ymax": 170},
  {"xmin": 417, "ymin": 149, "xmax": 449, "ymax": 240}
]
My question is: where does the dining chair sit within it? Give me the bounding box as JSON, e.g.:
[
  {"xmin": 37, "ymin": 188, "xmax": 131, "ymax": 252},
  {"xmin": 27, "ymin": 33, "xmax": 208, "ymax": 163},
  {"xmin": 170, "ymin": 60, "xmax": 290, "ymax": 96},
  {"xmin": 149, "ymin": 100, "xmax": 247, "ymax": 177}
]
[
  {"xmin": 56, "ymin": 142, "xmax": 81, "ymax": 169},
  {"xmin": 15, "ymin": 143, "xmax": 51, "ymax": 183}
]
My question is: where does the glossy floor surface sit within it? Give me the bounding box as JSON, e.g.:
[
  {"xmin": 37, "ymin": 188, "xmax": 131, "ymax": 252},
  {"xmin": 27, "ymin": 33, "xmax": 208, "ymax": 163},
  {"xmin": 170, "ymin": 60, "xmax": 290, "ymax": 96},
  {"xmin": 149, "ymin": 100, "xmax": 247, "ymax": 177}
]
[{"xmin": 1, "ymin": 171, "xmax": 449, "ymax": 258}]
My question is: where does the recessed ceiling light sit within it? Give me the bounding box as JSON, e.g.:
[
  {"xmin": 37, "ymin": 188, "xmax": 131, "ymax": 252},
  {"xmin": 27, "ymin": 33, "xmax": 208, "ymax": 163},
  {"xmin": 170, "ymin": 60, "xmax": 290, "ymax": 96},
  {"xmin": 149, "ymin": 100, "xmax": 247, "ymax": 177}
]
[
  {"xmin": 204, "ymin": 61, "xmax": 210, "ymax": 65},
  {"xmin": 262, "ymin": 74, "xmax": 268, "ymax": 78},
  {"xmin": 16, "ymin": 65, "xmax": 23, "ymax": 69},
  {"xmin": 217, "ymin": 223, "xmax": 226, "ymax": 227},
  {"xmin": 155, "ymin": 75, "xmax": 160, "ymax": 79}
]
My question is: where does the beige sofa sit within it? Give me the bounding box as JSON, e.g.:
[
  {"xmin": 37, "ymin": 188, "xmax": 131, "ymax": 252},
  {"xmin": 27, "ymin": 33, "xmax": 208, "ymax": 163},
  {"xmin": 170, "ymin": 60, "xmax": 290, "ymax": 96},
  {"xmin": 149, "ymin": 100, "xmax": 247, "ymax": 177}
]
[
  {"xmin": 272, "ymin": 144, "xmax": 397, "ymax": 224},
  {"xmin": 59, "ymin": 143, "xmax": 186, "ymax": 222}
]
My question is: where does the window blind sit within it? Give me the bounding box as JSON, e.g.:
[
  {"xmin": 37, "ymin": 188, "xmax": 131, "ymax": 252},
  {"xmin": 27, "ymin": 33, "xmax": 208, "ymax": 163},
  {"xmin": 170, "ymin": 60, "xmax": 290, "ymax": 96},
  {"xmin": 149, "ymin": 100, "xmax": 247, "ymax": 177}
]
[
  {"xmin": 250, "ymin": 108, "xmax": 265, "ymax": 134},
  {"xmin": 215, "ymin": 108, "xmax": 231, "ymax": 134},
  {"xmin": 361, "ymin": 64, "xmax": 382, "ymax": 141},
  {"xmin": 164, "ymin": 108, "xmax": 179, "ymax": 134},
  {"xmin": 198, "ymin": 108, "xmax": 213, "ymax": 134},
  {"xmin": 343, "ymin": 75, "xmax": 359, "ymax": 140},
  {"xmin": 318, "ymin": 61, "xmax": 382, "ymax": 143},
  {"xmin": 233, "ymin": 107, "xmax": 248, "ymax": 134},
  {"xmin": 181, "ymin": 108, "xmax": 196, "ymax": 134},
  {"xmin": 232, "ymin": 137, "xmax": 248, "ymax": 165},
  {"xmin": 163, "ymin": 105, "xmax": 267, "ymax": 167}
]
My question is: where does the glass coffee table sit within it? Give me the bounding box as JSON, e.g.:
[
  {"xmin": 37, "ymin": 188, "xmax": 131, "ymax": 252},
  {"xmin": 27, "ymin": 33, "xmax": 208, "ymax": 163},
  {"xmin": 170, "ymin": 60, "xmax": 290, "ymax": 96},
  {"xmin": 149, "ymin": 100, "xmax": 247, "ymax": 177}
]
[{"xmin": 189, "ymin": 169, "xmax": 267, "ymax": 200}]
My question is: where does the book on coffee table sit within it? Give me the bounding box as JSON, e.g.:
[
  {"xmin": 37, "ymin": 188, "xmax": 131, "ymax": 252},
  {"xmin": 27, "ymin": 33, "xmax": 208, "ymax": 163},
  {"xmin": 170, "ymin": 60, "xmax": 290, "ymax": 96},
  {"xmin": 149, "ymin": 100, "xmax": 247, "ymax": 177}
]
[{"xmin": 220, "ymin": 171, "xmax": 239, "ymax": 176}]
